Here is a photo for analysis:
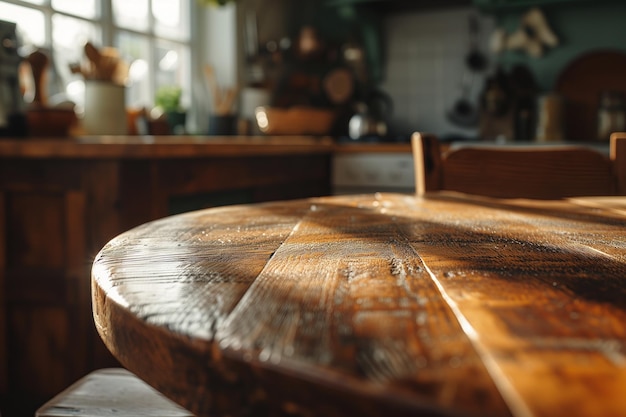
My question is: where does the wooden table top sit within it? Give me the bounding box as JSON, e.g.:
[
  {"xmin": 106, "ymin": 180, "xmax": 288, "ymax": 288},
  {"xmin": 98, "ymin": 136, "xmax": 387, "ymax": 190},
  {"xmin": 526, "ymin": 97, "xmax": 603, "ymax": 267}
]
[{"xmin": 92, "ymin": 192, "xmax": 626, "ymax": 417}]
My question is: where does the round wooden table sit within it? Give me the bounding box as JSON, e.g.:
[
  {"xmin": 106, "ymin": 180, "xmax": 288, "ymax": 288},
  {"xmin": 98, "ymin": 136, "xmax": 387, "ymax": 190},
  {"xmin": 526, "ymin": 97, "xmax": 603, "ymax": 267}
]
[{"xmin": 92, "ymin": 192, "xmax": 626, "ymax": 417}]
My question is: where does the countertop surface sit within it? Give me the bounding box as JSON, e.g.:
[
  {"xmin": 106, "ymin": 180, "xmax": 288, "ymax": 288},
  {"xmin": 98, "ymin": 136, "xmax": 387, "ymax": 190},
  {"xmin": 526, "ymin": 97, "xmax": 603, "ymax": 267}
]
[
  {"xmin": 0, "ymin": 136, "xmax": 413, "ymax": 159},
  {"xmin": 1, "ymin": 135, "xmax": 612, "ymax": 159}
]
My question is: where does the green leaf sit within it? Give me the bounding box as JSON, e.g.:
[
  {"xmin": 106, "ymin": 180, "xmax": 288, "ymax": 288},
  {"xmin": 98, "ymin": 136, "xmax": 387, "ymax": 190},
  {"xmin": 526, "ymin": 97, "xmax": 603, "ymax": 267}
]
[{"xmin": 155, "ymin": 86, "xmax": 183, "ymax": 112}]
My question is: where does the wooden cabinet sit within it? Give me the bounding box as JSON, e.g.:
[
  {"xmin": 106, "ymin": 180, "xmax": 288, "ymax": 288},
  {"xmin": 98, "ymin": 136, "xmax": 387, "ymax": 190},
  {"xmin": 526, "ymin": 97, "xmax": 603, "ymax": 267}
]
[
  {"xmin": 1, "ymin": 160, "xmax": 115, "ymax": 417},
  {"xmin": 0, "ymin": 138, "xmax": 332, "ymax": 417}
]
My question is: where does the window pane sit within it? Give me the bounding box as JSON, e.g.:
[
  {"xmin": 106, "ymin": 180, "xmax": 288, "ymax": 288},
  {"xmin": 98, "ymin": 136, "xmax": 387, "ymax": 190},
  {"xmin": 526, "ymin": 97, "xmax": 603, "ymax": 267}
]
[
  {"xmin": 113, "ymin": 0, "xmax": 149, "ymax": 31},
  {"xmin": 155, "ymin": 40, "xmax": 190, "ymax": 108},
  {"xmin": 52, "ymin": 0, "xmax": 98, "ymax": 19},
  {"xmin": 52, "ymin": 14, "xmax": 100, "ymax": 87},
  {"xmin": 0, "ymin": 3, "xmax": 45, "ymax": 47},
  {"xmin": 153, "ymin": 0, "xmax": 189, "ymax": 41},
  {"xmin": 116, "ymin": 31, "xmax": 151, "ymax": 107}
]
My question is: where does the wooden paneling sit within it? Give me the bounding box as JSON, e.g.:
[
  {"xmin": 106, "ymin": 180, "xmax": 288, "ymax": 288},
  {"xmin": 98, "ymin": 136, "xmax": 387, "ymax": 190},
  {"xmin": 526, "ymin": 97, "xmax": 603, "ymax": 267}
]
[
  {"xmin": 9, "ymin": 307, "xmax": 69, "ymax": 400},
  {"xmin": 6, "ymin": 193, "xmax": 66, "ymax": 268},
  {"xmin": 0, "ymin": 192, "xmax": 6, "ymax": 394},
  {"xmin": 157, "ymin": 155, "xmax": 330, "ymax": 195},
  {"xmin": 3, "ymin": 188, "xmax": 91, "ymax": 414},
  {"xmin": 0, "ymin": 151, "xmax": 331, "ymax": 416},
  {"xmin": 64, "ymin": 191, "xmax": 89, "ymax": 385}
]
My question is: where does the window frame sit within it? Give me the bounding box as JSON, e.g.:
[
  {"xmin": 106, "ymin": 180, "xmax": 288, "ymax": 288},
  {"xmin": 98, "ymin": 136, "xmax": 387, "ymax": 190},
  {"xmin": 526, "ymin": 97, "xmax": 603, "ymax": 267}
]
[{"xmin": 1, "ymin": 0, "xmax": 201, "ymax": 131}]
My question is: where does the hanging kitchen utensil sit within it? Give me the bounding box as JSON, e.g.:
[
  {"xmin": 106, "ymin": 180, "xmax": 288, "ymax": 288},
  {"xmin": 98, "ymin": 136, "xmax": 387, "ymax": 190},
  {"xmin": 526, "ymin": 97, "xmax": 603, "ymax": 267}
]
[
  {"xmin": 466, "ymin": 15, "xmax": 487, "ymax": 72},
  {"xmin": 447, "ymin": 15, "xmax": 486, "ymax": 127},
  {"xmin": 447, "ymin": 72, "xmax": 479, "ymax": 127}
]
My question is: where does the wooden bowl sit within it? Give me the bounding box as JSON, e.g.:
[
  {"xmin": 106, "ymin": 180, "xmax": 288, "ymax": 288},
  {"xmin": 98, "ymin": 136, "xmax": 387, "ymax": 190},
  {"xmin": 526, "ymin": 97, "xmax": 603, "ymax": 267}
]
[
  {"xmin": 255, "ymin": 106, "xmax": 336, "ymax": 135},
  {"xmin": 26, "ymin": 107, "xmax": 77, "ymax": 137}
]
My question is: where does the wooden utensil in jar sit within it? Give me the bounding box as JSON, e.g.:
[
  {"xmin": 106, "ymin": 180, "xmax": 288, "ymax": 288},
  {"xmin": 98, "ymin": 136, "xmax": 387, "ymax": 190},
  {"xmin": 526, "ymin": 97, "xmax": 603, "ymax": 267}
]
[
  {"xmin": 84, "ymin": 41, "xmax": 101, "ymax": 78},
  {"xmin": 99, "ymin": 47, "xmax": 121, "ymax": 82},
  {"xmin": 26, "ymin": 49, "xmax": 49, "ymax": 107},
  {"xmin": 83, "ymin": 42, "xmax": 121, "ymax": 82},
  {"xmin": 204, "ymin": 65, "xmax": 238, "ymax": 115}
]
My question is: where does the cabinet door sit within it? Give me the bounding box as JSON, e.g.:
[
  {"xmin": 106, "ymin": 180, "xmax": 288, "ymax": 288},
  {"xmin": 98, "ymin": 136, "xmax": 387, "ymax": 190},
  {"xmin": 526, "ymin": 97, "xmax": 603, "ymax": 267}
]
[
  {"xmin": 1, "ymin": 188, "xmax": 91, "ymax": 416},
  {"xmin": 0, "ymin": 158, "xmax": 131, "ymax": 416},
  {"xmin": 0, "ymin": 193, "xmax": 6, "ymax": 396}
]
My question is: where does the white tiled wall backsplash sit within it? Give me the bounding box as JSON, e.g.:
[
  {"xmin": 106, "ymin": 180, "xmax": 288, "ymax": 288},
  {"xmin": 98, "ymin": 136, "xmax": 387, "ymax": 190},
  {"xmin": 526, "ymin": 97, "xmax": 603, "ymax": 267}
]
[{"xmin": 381, "ymin": 7, "xmax": 495, "ymax": 139}]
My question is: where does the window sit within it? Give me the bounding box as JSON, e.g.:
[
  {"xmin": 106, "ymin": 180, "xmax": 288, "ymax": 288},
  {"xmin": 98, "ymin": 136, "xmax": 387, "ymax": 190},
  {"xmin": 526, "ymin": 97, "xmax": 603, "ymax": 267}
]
[{"xmin": 1, "ymin": 0, "xmax": 194, "ymax": 117}]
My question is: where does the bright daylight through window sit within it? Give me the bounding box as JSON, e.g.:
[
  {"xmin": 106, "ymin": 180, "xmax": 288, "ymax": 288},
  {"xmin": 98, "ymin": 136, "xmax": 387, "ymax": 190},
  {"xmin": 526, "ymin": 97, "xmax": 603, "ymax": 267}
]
[{"xmin": 0, "ymin": 0, "xmax": 192, "ymax": 125}]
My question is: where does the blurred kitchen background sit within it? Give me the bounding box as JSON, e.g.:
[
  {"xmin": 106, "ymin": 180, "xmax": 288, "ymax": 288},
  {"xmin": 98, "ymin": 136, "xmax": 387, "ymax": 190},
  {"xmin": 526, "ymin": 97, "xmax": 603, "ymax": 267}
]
[
  {"xmin": 2, "ymin": 2, "xmax": 626, "ymax": 415},
  {"xmin": 2, "ymin": 0, "xmax": 626, "ymax": 143}
]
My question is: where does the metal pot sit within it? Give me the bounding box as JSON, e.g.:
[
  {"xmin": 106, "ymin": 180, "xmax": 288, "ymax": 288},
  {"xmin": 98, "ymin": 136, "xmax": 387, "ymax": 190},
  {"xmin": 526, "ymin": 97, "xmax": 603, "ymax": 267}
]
[{"xmin": 348, "ymin": 89, "xmax": 393, "ymax": 139}]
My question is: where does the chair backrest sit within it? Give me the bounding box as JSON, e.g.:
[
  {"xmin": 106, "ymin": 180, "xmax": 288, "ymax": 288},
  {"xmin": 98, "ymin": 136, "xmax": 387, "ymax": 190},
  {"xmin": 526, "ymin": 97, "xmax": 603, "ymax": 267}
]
[
  {"xmin": 412, "ymin": 132, "xmax": 621, "ymax": 199},
  {"xmin": 611, "ymin": 132, "xmax": 626, "ymax": 195}
]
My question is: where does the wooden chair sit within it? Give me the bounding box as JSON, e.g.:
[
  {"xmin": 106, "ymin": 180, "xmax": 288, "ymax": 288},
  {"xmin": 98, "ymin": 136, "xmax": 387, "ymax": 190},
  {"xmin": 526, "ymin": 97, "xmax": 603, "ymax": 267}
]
[
  {"xmin": 412, "ymin": 132, "xmax": 624, "ymax": 199},
  {"xmin": 611, "ymin": 132, "xmax": 626, "ymax": 195},
  {"xmin": 36, "ymin": 368, "xmax": 194, "ymax": 417}
]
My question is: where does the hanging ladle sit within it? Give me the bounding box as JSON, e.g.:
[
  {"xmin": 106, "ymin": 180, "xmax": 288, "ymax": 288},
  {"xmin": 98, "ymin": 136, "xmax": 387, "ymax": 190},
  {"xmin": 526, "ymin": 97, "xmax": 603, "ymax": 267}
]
[
  {"xmin": 466, "ymin": 15, "xmax": 487, "ymax": 72},
  {"xmin": 447, "ymin": 16, "xmax": 486, "ymax": 127},
  {"xmin": 447, "ymin": 71, "xmax": 479, "ymax": 127}
]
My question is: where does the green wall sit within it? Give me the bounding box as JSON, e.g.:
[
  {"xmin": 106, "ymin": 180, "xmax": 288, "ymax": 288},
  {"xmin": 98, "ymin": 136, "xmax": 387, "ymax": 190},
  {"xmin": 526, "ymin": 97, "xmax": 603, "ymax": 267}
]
[{"xmin": 495, "ymin": 1, "xmax": 626, "ymax": 91}]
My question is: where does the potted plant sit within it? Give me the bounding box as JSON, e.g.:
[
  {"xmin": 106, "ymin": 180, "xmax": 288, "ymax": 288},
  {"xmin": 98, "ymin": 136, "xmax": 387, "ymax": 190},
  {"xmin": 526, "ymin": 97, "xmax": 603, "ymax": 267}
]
[{"xmin": 155, "ymin": 85, "xmax": 187, "ymax": 134}]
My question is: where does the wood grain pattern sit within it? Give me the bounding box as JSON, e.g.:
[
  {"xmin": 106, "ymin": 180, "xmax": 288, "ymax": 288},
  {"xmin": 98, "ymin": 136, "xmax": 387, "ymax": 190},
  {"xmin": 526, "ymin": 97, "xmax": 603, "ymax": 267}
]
[
  {"xmin": 413, "ymin": 132, "xmax": 621, "ymax": 199},
  {"xmin": 444, "ymin": 147, "xmax": 614, "ymax": 198},
  {"xmin": 92, "ymin": 192, "xmax": 626, "ymax": 417}
]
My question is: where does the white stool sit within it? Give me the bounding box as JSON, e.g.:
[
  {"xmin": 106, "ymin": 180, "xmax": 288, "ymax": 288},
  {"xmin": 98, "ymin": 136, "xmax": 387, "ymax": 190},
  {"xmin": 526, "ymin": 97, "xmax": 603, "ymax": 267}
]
[{"xmin": 35, "ymin": 368, "xmax": 194, "ymax": 417}]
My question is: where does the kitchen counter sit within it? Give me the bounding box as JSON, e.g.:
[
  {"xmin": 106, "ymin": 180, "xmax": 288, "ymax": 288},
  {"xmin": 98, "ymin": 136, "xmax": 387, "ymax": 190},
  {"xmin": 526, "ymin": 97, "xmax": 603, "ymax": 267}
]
[
  {"xmin": 332, "ymin": 141, "xmax": 413, "ymax": 153},
  {"xmin": 0, "ymin": 134, "xmax": 344, "ymax": 417},
  {"xmin": 0, "ymin": 135, "xmax": 336, "ymax": 158},
  {"xmin": 0, "ymin": 135, "xmax": 413, "ymax": 158}
]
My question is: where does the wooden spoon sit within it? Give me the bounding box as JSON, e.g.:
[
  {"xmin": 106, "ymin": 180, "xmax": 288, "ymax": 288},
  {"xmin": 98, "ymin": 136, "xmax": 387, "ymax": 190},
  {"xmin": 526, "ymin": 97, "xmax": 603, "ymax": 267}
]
[
  {"xmin": 84, "ymin": 42, "xmax": 102, "ymax": 79},
  {"xmin": 204, "ymin": 65, "xmax": 221, "ymax": 109},
  {"xmin": 99, "ymin": 47, "xmax": 120, "ymax": 82},
  {"xmin": 27, "ymin": 50, "xmax": 49, "ymax": 107}
]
